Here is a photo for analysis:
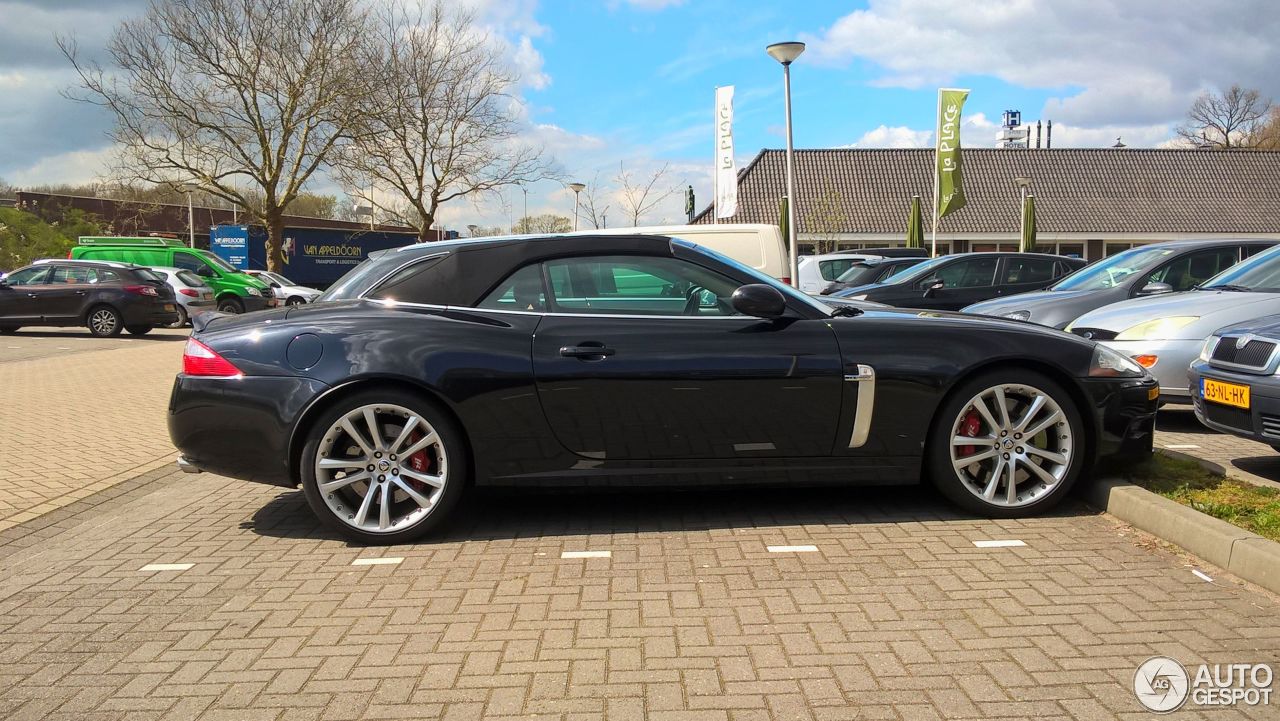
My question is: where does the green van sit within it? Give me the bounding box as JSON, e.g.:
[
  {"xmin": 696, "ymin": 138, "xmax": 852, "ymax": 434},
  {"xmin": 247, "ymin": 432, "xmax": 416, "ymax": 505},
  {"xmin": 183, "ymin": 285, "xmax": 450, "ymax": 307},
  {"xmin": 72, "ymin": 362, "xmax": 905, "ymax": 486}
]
[{"xmin": 71, "ymin": 237, "xmax": 275, "ymax": 313}]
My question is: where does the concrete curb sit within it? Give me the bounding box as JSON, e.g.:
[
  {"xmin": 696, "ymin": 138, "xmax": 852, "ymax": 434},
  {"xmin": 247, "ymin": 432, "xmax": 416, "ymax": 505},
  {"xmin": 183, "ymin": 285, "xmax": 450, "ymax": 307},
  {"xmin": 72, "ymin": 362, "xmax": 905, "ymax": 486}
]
[
  {"xmin": 1085, "ymin": 477, "xmax": 1280, "ymax": 595},
  {"xmin": 1155, "ymin": 447, "xmax": 1229, "ymax": 476}
]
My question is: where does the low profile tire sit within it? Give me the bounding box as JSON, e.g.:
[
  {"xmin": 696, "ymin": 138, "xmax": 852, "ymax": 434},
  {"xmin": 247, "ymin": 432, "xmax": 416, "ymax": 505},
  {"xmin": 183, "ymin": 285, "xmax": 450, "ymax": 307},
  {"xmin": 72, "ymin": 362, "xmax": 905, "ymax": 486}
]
[
  {"xmin": 286, "ymin": 296, "xmax": 307, "ymax": 306},
  {"xmin": 0, "ymin": 326, "xmax": 18, "ymax": 335},
  {"xmin": 301, "ymin": 390, "xmax": 469, "ymax": 544},
  {"xmin": 927, "ymin": 369, "xmax": 1085, "ymax": 518},
  {"xmin": 217, "ymin": 297, "xmax": 245, "ymax": 314},
  {"xmin": 126, "ymin": 325, "xmax": 153, "ymax": 336},
  {"xmin": 86, "ymin": 305, "xmax": 123, "ymax": 337},
  {"xmin": 165, "ymin": 305, "xmax": 189, "ymax": 329}
]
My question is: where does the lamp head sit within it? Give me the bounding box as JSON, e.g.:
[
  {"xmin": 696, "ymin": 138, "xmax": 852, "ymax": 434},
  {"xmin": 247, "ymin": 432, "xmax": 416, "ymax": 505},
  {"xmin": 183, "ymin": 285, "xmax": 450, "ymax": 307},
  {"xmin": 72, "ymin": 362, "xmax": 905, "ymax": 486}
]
[
  {"xmin": 766, "ymin": 41, "xmax": 806, "ymax": 65},
  {"xmin": 568, "ymin": 182, "xmax": 586, "ymax": 193}
]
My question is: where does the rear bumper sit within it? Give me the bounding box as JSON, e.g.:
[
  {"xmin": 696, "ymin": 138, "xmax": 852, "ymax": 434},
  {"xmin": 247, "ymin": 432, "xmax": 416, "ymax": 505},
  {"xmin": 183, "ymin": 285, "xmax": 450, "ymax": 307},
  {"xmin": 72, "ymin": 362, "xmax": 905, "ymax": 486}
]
[
  {"xmin": 120, "ymin": 297, "xmax": 180, "ymax": 326},
  {"xmin": 1081, "ymin": 375, "xmax": 1159, "ymax": 462},
  {"xmin": 1188, "ymin": 360, "xmax": 1280, "ymax": 446},
  {"xmin": 168, "ymin": 374, "xmax": 330, "ymax": 486}
]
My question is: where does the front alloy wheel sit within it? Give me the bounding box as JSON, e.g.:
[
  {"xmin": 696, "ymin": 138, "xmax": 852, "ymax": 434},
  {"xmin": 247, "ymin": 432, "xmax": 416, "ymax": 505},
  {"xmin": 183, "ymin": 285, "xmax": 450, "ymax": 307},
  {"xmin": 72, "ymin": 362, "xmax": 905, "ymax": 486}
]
[
  {"xmin": 301, "ymin": 392, "xmax": 467, "ymax": 544},
  {"xmin": 87, "ymin": 306, "xmax": 122, "ymax": 337},
  {"xmin": 929, "ymin": 370, "xmax": 1083, "ymax": 517}
]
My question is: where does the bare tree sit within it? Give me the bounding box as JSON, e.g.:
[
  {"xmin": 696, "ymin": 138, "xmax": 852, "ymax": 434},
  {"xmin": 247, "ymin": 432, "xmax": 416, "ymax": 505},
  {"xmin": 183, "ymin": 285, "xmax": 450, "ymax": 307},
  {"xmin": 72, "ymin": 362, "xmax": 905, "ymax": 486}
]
[
  {"xmin": 577, "ymin": 171, "xmax": 611, "ymax": 229},
  {"xmin": 1177, "ymin": 84, "xmax": 1273, "ymax": 149},
  {"xmin": 60, "ymin": 0, "xmax": 373, "ymax": 271},
  {"xmin": 338, "ymin": 1, "xmax": 554, "ymax": 243},
  {"xmin": 512, "ymin": 214, "xmax": 571, "ymax": 234},
  {"xmin": 615, "ymin": 161, "xmax": 679, "ymax": 226},
  {"xmin": 803, "ymin": 184, "xmax": 847, "ymax": 255}
]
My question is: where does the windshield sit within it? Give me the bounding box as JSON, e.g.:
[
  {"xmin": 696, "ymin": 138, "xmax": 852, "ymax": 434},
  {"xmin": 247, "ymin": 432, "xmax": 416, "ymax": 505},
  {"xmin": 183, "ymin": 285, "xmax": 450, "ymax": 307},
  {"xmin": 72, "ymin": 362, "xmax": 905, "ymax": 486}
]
[
  {"xmin": 199, "ymin": 250, "xmax": 239, "ymax": 273},
  {"xmin": 678, "ymin": 239, "xmax": 834, "ymax": 315},
  {"xmin": 1200, "ymin": 244, "xmax": 1280, "ymax": 292},
  {"xmin": 267, "ymin": 272, "xmax": 295, "ymax": 286},
  {"xmin": 881, "ymin": 255, "xmax": 950, "ymax": 284},
  {"xmin": 834, "ymin": 264, "xmax": 882, "ymax": 287},
  {"xmin": 1049, "ymin": 246, "xmax": 1175, "ymax": 291}
]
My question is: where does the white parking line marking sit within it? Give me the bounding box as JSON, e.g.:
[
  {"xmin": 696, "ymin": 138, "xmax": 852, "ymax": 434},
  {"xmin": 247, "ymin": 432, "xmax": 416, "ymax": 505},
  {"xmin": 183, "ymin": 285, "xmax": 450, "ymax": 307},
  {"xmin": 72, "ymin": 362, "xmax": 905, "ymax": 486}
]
[
  {"xmin": 973, "ymin": 539, "xmax": 1026, "ymax": 548},
  {"xmin": 1192, "ymin": 569, "xmax": 1214, "ymax": 582},
  {"xmin": 561, "ymin": 551, "xmax": 611, "ymax": 559},
  {"xmin": 1165, "ymin": 444, "xmax": 1201, "ymax": 450},
  {"xmin": 351, "ymin": 557, "xmax": 403, "ymax": 566},
  {"xmin": 139, "ymin": 563, "xmax": 194, "ymax": 572},
  {"xmin": 767, "ymin": 545, "xmax": 819, "ymax": 553}
]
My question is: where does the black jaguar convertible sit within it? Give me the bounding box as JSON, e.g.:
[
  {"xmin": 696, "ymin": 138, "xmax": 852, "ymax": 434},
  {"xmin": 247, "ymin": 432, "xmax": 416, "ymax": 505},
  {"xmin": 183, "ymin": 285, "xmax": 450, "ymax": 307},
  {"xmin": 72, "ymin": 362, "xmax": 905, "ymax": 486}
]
[{"xmin": 169, "ymin": 234, "xmax": 1158, "ymax": 544}]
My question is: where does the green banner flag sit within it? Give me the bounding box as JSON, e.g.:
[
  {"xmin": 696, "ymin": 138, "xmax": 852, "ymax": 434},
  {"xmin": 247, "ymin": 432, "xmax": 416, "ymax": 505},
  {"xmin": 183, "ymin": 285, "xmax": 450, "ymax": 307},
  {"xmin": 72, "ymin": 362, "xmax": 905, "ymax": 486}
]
[{"xmin": 935, "ymin": 88, "xmax": 969, "ymax": 219}]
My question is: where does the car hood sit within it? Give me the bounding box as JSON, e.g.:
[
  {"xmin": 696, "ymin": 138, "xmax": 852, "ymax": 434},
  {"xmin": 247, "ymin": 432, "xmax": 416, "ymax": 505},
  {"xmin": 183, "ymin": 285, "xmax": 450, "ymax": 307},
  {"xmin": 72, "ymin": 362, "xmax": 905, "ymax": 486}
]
[
  {"xmin": 1209, "ymin": 312, "xmax": 1280, "ymax": 338},
  {"xmin": 964, "ymin": 289, "xmax": 1094, "ymax": 315},
  {"xmin": 848, "ymin": 304, "xmax": 1096, "ymax": 345},
  {"xmin": 1069, "ymin": 290, "xmax": 1280, "ymax": 333}
]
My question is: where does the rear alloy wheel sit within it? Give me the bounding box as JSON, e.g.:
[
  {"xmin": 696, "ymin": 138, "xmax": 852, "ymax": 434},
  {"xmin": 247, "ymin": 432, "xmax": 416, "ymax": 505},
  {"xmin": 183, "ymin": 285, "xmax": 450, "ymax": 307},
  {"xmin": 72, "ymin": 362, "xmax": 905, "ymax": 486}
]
[
  {"xmin": 286, "ymin": 296, "xmax": 307, "ymax": 306},
  {"xmin": 87, "ymin": 306, "xmax": 123, "ymax": 337},
  {"xmin": 928, "ymin": 370, "xmax": 1083, "ymax": 517},
  {"xmin": 301, "ymin": 392, "xmax": 468, "ymax": 544},
  {"xmin": 166, "ymin": 305, "xmax": 189, "ymax": 329}
]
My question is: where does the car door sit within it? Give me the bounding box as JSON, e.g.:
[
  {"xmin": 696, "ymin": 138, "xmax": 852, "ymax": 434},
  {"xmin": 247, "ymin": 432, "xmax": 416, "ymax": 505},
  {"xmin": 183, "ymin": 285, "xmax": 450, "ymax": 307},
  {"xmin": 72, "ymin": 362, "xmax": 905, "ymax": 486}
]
[
  {"xmin": 996, "ymin": 256, "xmax": 1059, "ymax": 298},
  {"xmin": 914, "ymin": 256, "xmax": 1000, "ymax": 310},
  {"xmin": 40, "ymin": 266, "xmax": 98, "ymax": 321},
  {"xmin": 509, "ymin": 255, "xmax": 844, "ymax": 460},
  {"xmin": 1137, "ymin": 246, "xmax": 1242, "ymax": 295},
  {"xmin": 0, "ymin": 266, "xmax": 54, "ymax": 322}
]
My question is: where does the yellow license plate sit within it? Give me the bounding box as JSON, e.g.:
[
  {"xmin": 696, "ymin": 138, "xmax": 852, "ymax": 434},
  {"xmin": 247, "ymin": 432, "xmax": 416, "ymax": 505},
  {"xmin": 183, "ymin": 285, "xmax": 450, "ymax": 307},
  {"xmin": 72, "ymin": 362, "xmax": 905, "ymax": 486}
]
[
  {"xmin": 1202, "ymin": 378, "xmax": 1250, "ymax": 409},
  {"xmin": 164, "ymin": 304, "xmax": 175, "ymax": 311}
]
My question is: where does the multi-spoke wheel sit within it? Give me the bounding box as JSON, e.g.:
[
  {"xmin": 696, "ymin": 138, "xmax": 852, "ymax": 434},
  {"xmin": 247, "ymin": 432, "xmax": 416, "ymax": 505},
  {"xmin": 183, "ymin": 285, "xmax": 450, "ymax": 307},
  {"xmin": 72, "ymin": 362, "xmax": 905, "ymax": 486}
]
[
  {"xmin": 86, "ymin": 305, "xmax": 123, "ymax": 337},
  {"xmin": 928, "ymin": 370, "xmax": 1084, "ymax": 517},
  {"xmin": 300, "ymin": 391, "xmax": 468, "ymax": 544}
]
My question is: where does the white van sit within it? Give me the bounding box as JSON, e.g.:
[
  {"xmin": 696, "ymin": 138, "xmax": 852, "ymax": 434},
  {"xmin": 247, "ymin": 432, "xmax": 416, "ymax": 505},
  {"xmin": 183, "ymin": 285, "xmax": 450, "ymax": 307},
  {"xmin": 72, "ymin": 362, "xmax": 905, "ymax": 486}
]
[{"xmin": 577, "ymin": 224, "xmax": 789, "ymax": 283}]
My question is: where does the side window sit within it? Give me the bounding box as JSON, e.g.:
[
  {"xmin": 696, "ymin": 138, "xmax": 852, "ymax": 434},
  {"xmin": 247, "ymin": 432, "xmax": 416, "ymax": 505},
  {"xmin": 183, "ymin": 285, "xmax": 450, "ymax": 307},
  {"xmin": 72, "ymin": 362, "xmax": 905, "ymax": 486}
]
[
  {"xmin": 172, "ymin": 253, "xmax": 206, "ymax": 274},
  {"xmin": 819, "ymin": 259, "xmax": 855, "ymax": 281},
  {"xmin": 364, "ymin": 256, "xmax": 447, "ymax": 304},
  {"xmin": 999, "ymin": 257, "xmax": 1056, "ymax": 285},
  {"xmin": 1145, "ymin": 248, "xmax": 1240, "ymax": 291},
  {"xmin": 477, "ymin": 264, "xmax": 546, "ymax": 312},
  {"xmin": 96, "ymin": 270, "xmax": 120, "ymax": 284},
  {"xmin": 935, "ymin": 257, "xmax": 998, "ymax": 288},
  {"xmin": 543, "ymin": 255, "xmax": 742, "ymax": 316},
  {"xmin": 50, "ymin": 266, "xmax": 96, "ymax": 285},
  {"xmin": 1243, "ymin": 244, "xmax": 1271, "ymax": 259},
  {"xmin": 5, "ymin": 266, "xmax": 53, "ymax": 285}
]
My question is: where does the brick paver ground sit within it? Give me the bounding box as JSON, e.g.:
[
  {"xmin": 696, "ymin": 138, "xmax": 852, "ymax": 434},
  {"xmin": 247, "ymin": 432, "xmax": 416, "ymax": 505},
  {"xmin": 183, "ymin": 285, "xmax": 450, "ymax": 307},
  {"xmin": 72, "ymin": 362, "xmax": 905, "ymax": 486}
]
[
  {"xmin": 1155, "ymin": 408, "xmax": 1280, "ymax": 489},
  {"xmin": 0, "ymin": 328, "xmax": 188, "ymax": 530},
  {"xmin": 0, "ymin": 471, "xmax": 1276, "ymax": 721}
]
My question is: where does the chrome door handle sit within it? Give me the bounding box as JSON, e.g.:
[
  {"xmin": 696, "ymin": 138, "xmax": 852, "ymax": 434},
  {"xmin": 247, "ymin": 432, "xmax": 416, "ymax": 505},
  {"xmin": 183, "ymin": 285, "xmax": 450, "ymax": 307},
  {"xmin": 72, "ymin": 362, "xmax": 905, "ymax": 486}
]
[{"xmin": 560, "ymin": 345, "xmax": 615, "ymax": 359}]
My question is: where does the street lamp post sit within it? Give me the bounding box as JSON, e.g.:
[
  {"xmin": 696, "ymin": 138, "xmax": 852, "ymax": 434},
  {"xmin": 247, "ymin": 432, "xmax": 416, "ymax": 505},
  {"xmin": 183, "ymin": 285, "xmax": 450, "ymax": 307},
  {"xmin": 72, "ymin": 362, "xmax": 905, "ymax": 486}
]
[
  {"xmin": 568, "ymin": 182, "xmax": 586, "ymax": 231},
  {"xmin": 521, "ymin": 185, "xmax": 528, "ymax": 229},
  {"xmin": 1014, "ymin": 176, "xmax": 1032, "ymax": 251},
  {"xmin": 767, "ymin": 41, "xmax": 805, "ymax": 288},
  {"xmin": 178, "ymin": 183, "xmax": 197, "ymax": 248}
]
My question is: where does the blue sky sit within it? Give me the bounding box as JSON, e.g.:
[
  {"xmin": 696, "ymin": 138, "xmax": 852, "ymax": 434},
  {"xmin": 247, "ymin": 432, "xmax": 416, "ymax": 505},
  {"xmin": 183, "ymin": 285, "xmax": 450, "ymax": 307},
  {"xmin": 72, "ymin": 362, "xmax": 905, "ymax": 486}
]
[{"xmin": 1, "ymin": 0, "xmax": 1276, "ymax": 230}]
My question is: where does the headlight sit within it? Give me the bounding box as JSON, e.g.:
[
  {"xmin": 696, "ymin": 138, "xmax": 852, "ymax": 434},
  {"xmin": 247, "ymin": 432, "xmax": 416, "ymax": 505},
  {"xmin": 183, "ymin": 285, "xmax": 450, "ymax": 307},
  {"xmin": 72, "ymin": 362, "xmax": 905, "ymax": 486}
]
[
  {"xmin": 1114, "ymin": 316, "xmax": 1199, "ymax": 341},
  {"xmin": 1002, "ymin": 310, "xmax": 1031, "ymax": 322},
  {"xmin": 1089, "ymin": 345, "xmax": 1147, "ymax": 377},
  {"xmin": 848, "ymin": 294, "xmax": 868, "ymax": 301},
  {"xmin": 1200, "ymin": 335, "xmax": 1220, "ymax": 362}
]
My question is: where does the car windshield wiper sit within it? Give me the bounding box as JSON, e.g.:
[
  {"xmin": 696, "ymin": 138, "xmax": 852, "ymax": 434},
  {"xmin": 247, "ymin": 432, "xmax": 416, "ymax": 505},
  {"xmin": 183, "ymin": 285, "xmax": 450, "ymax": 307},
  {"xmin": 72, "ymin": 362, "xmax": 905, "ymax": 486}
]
[
  {"xmin": 1203, "ymin": 284, "xmax": 1253, "ymax": 292},
  {"xmin": 828, "ymin": 305, "xmax": 864, "ymax": 317}
]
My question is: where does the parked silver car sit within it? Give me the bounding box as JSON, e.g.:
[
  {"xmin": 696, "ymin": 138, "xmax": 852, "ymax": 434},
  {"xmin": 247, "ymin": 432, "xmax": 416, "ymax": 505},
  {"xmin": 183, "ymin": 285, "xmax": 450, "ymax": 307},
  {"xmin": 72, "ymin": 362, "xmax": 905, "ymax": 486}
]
[
  {"xmin": 150, "ymin": 266, "xmax": 215, "ymax": 327},
  {"xmin": 1066, "ymin": 244, "xmax": 1280, "ymax": 402},
  {"xmin": 245, "ymin": 270, "xmax": 322, "ymax": 306}
]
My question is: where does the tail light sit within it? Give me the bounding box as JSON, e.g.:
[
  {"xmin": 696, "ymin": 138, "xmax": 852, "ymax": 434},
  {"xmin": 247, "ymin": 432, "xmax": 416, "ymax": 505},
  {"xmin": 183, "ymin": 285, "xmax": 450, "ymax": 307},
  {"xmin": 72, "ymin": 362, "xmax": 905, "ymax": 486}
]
[
  {"xmin": 124, "ymin": 284, "xmax": 159, "ymax": 296},
  {"xmin": 182, "ymin": 338, "xmax": 242, "ymax": 377},
  {"xmin": 179, "ymin": 288, "xmax": 199, "ymax": 297},
  {"xmin": 780, "ymin": 276, "xmax": 791, "ymax": 286}
]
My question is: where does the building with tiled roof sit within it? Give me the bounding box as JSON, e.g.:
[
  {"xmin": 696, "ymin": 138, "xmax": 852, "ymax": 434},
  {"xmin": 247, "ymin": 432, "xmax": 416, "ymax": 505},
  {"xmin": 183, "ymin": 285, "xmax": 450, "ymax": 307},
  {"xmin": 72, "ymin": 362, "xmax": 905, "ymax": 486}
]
[{"xmin": 694, "ymin": 148, "xmax": 1280, "ymax": 259}]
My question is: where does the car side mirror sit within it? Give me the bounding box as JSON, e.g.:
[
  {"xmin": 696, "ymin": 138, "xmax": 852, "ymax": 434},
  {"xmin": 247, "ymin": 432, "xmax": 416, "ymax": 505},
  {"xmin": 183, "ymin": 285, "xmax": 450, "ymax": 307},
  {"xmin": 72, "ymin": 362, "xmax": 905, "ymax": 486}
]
[
  {"xmin": 1137, "ymin": 281, "xmax": 1173, "ymax": 296},
  {"xmin": 922, "ymin": 279, "xmax": 945, "ymax": 297},
  {"xmin": 731, "ymin": 284, "xmax": 786, "ymax": 319},
  {"xmin": 0, "ymin": 274, "xmax": 8, "ymax": 287},
  {"xmin": 269, "ymin": 282, "xmax": 282, "ymax": 289}
]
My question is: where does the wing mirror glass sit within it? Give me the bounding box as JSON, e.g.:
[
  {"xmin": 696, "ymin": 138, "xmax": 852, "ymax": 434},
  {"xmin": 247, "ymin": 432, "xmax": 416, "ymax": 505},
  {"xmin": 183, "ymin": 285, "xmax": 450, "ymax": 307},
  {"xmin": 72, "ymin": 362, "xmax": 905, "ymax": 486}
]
[
  {"xmin": 730, "ymin": 283, "xmax": 786, "ymax": 318},
  {"xmin": 922, "ymin": 279, "xmax": 945, "ymax": 297},
  {"xmin": 270, "ymin": 281, "xmax": 282, "ymax": 289},
  {"xmin": 0, "ymin": 273, "xmax": 8, "ymax": 287},
  {"xmin": 1137, "ymin": 281, "xmax": 1173, "ymax": 296}
]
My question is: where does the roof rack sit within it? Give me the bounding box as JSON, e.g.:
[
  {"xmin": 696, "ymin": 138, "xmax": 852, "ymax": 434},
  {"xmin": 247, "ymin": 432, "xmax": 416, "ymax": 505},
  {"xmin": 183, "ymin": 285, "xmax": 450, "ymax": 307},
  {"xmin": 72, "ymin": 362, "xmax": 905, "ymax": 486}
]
[{"xmin": 77, "ymin": 236, "xmax": 188, "ymax": 247}]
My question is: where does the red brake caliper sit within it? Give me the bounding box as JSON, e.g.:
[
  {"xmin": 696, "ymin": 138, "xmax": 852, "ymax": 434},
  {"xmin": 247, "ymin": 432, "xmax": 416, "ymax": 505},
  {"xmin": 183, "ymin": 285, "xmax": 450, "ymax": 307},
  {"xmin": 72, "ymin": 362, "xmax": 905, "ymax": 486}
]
[
  {"xmin": 406, "ymin": 429, "xmax": 434, "ymax": 492},
  {"xmin": 958, "ymin": 410, "xmax": 981, "ymax": 457}
]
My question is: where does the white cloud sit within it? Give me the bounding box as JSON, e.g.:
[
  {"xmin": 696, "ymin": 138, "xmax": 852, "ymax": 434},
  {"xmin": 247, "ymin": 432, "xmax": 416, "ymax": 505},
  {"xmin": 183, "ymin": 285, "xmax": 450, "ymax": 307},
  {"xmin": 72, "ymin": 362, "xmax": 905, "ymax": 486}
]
[
  {"xmin": 802, "ymin": 0, "xmax": 1280, "ymax": 128},
  {"xmin": 844, "ymin": 125, "xmax": 932, "ymax": 148},
  {"xmin": 5, "ymin": 146, "xmax": 118, "ymax": 186}
]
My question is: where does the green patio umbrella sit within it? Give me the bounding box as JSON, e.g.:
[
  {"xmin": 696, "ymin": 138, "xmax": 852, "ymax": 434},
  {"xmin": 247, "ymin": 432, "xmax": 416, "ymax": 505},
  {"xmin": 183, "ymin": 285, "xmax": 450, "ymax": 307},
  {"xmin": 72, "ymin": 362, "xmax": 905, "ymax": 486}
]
[
  {"xmin": 778, "ymin": 196, "xmax": 790, "ymax": 252},
  {"xmin": 905, "ymin": 195, "xmax": 924, "ymax": 249},
  {"xmin": 1020, "ymin": 194, "xmax": 1038, "ymax": 253}
]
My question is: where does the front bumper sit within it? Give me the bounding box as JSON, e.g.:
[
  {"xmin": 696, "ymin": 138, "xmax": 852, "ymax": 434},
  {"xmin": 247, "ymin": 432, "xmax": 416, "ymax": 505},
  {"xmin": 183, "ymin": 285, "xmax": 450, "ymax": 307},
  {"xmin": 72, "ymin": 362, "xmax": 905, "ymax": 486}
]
[
  {"xmin": 239, "ymin": 294, "xmax": 274, "ymax": 312},
  {"xmin": 1188, "ymin": 360, "xmax": 1280, "ymax": 447},
  {"xmin": 168, "ymin": 374, "xmax": 330, "ymax": 486},
  {"xmin": 1100, "ymin": 338, "xmax": 1200, "ymax": 401},
  {"xmin": 1081, "ymin": 375, "xmax": 1160, "ymax": 462}
]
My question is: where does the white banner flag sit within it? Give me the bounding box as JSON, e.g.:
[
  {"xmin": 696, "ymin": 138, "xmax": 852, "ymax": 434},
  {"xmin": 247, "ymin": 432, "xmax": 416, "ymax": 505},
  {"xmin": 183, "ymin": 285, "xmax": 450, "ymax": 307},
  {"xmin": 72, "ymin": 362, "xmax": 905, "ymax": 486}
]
[{"xmin": 714, "ymin": 85, "xmax": 737, "ymax": 219}]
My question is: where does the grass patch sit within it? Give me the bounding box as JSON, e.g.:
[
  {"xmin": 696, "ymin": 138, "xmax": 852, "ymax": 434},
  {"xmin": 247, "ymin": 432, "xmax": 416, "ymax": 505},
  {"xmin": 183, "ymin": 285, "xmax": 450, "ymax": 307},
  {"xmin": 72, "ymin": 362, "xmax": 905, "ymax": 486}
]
[{"xmin": 1124, "ymin": 454, "xmax": 1280, "ymax": 542}]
